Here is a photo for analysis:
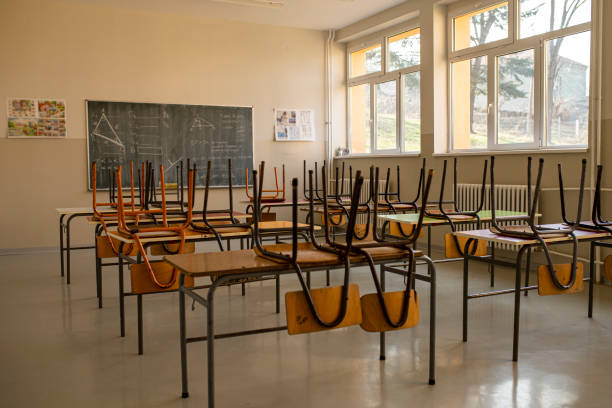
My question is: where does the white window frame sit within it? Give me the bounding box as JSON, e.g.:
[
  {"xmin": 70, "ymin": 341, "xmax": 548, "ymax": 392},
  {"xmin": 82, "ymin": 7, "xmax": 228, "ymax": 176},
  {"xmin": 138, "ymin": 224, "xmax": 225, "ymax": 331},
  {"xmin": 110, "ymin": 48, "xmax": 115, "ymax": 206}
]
[
  {"xmin": 347, "ymin": 21, "xmax": 421, "ymax": 156},
  {"xmin": 448, "ymin": 0, "xmax": 593, "ymax": 153}
]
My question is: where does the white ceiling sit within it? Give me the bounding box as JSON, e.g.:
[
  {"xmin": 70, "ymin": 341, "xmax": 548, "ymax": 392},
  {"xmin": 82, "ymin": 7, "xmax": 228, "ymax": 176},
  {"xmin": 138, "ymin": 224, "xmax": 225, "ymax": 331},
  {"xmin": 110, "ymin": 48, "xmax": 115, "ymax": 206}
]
[{"xmin": 65, "ymin": 0, "xmax": 408, "ymax": 30}]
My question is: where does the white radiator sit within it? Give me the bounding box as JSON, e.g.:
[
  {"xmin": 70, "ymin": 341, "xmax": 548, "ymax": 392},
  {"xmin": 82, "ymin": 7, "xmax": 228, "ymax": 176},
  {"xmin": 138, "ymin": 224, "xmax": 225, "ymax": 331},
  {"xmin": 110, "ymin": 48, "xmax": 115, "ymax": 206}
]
[{"xmin": 455, "ymin": 183, "xmax": 536, "ymax": 251}]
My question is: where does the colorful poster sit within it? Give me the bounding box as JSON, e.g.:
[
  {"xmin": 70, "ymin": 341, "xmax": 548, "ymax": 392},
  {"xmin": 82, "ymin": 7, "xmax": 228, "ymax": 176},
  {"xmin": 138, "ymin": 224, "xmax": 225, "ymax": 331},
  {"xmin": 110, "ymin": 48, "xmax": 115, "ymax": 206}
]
[
  {"xmin": 8, "ymin": 118, "xmax": 38, "ymax": 137},
  {"xmin": 8, "ymin": 99, "xmax": 36, "ymax": 118},
  {"xmin": 38, "ymin": 99, "xmax": 66, "ymax": 118},
  {"xmin": 274, "ymin": 108, "xmax": 314, "ymax": 141},
  {"xmin": 7, "ymin": 97, "xmax": 66, "ymax": 137}
]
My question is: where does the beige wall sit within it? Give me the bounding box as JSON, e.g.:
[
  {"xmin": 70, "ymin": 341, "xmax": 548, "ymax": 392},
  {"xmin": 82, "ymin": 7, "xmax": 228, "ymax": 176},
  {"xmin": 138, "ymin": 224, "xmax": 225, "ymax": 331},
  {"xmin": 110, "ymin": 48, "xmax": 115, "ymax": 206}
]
[{"xmin": 0, "ymin": 0, "xmax": 328, "ymax": 249}]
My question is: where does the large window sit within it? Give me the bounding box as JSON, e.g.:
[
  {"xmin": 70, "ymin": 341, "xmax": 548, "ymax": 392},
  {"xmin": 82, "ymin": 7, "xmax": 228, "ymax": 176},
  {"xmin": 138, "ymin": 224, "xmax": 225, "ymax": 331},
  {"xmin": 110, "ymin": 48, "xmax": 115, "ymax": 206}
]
[
  {"xmin": 449, "ymin": 0, "xmax": 591, "ymax": 151},
  {"xmin": 348, "ymin": 25, "xmax": 421, "ymax": 154}
]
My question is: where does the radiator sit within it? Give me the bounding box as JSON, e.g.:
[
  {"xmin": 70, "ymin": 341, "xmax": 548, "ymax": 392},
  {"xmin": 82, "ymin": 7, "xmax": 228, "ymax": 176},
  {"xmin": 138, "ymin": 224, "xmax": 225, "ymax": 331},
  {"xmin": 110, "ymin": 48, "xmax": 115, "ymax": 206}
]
[{"xmin": 455, "ymin": 183, "xmax": 536, "ymax": 251}]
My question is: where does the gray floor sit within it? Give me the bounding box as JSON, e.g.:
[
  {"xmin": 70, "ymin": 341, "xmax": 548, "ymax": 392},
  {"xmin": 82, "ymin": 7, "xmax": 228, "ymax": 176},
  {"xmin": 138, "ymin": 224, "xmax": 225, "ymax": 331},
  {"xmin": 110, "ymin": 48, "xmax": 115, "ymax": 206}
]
[{"xmin": 2, "ymin": 248, "xmax": 612, "ymax": 407}]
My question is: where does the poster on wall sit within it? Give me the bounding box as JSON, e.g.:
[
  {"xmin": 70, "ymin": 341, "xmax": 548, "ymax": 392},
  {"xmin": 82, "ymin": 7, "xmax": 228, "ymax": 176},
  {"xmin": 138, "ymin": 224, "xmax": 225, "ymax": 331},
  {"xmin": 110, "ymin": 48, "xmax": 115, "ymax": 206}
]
[
  {"xmin": 7, "ymin": 98, "xmax": 66, "ymax": 138},
  {"xmin": 274, "ymin": 108, "xmax": 314, "ymax": 141}
]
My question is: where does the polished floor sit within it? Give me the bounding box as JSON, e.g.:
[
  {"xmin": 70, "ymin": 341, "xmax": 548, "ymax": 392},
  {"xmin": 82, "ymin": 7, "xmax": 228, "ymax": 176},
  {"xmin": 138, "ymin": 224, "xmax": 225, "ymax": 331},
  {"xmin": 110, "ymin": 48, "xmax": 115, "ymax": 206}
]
[{"xmin": 2, "ymin": 247, "xmax": 612, "ymax": 407}]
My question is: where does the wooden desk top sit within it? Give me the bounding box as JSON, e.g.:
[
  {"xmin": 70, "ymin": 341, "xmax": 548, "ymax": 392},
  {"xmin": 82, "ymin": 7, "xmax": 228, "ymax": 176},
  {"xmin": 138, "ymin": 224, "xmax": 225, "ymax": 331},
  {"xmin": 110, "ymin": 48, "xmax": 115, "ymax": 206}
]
[
  {"xmin": 106, "ymin": 221, "xmax": 316, "ymax": 244},
  {"xmin": 380, "ymin": 210, "xmax": 530, "ymax": 226},
  {"xmin": 454, "ymin": 223, "xmax": 611, "ymax": 246},
  {"xmin": 164, "ymin": 243, "xmax": 416, "ymax": 278},
  {"xmin": 87, "ymin": 212, "xmax": 249, "ymax": 225},
  {"xmin": 240, "ymin": 199, "xmax": 311, "ymax": 207},
  {"xmin": 165, "ymin": 250, "xmax": 287, "ymax": 277}
]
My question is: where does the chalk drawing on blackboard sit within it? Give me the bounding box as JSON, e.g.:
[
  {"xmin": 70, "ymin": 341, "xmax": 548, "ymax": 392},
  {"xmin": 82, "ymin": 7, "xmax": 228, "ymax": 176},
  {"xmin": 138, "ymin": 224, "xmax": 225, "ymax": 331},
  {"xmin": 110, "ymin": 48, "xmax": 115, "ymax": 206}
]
[
  {"xmin": 91, "ymin": 111, "xmax": 125, "ymax": 150},
  {"xmin": 190, "ymin": 115, "xmax": 215, "ymax": 131}
]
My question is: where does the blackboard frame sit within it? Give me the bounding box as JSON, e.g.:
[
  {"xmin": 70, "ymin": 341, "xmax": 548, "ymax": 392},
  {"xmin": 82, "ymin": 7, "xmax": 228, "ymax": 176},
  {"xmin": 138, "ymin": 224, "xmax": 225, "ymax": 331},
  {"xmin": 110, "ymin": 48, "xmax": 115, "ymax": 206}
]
[{"xmin": 85, "ymin": 99, "xmax": 254, "ymax": 191}]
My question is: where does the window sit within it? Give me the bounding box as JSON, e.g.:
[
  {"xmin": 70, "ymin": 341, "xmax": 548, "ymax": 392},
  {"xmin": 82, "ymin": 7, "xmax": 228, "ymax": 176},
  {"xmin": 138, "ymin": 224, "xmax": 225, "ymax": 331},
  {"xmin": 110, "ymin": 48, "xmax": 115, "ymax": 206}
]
[
  {"xmin": 349, "ymin": 43, "xmax": 381, "ymax": 78},
  {"xmin": 403, "ymin": 72, "xmax": 421, "ymax": 152},
  {"xmin": 349, "ymin": 84, "xmax": 371, "ymax": 154},
  {"xmin": 497, "ymin": 49, "xmax": 535, "ymax": 145},
  {"xmin": 453, "ymin": 2, "xmax": 510, "ymax": 52},
  {"xmin": 451, "ymin": 56, "xmax": 488, "ymax": 149},
  {"xmin": 388, "ymin": 28, "xmax": 420, "ymax": 70},
  {"xmin": 347, "ymin": 24, "xmax": 421, "ymax": 154},
  {"xmin": 520, "ymin": 0, "xmax": 591, "ymax": 38},
  {"xmin": 449, "ymin": 0, "xmax": 591, "ymax": 151}
]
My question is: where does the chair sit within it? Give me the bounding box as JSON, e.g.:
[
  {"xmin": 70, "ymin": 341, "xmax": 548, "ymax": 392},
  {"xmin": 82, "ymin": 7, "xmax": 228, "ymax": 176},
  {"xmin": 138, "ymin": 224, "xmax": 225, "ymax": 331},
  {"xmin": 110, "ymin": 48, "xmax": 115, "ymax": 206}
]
[
  {"xmin": 253, "ymin": 162, "xmax": 365, "ymax": 334},
  {"xmin": 490, "ymin": 157, "xmax": 586, "ymax": 295}
]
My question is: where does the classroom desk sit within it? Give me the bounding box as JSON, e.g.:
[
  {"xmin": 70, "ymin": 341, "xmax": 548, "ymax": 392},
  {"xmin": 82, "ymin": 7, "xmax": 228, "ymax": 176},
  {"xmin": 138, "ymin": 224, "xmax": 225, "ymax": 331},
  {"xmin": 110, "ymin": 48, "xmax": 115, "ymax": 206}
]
[
  {"xmin": 164, "ymin": 248, "xmax": 437, "ymax": 408},
  {"xmin": 456, "ymin": 225, "xmax": 611, "ymax": 361},
  {"xmin": 56, "ymin": 206, "xmax": 245, "ymax": 285},
  {"xmin": 105, "ymin": 221, "xmax": 317, "ymax": 348},
  {"xmin": 379, "ymin": 211, "xmax": 531, "ymax": 286}
]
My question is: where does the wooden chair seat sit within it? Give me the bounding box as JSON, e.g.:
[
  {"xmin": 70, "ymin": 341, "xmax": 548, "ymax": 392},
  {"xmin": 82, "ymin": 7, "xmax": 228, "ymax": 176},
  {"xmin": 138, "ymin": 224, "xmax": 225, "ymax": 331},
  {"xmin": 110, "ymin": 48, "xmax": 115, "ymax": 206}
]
[
  {"xmin": 150, "ymin": 241, "xmax": 196, "ymax": 256},
  {"xmin": 605, "ymin": 255, "xmax": 612, "ymax": 282},
  {"xmin": 538, "ymin": 263, "xmax": 584, "ymax": 296},
  {"xmin": 97, "ymin": 235, "xmax": 139, "ymax": 258},
  {"xmin": 445, "ymin": 233, "xmax": 487, "ymax": 258},
  {"xmin": 360, "ymin": 290, "xmax": 419, "ymax": 332},
  {"xmin": 130, "ymin": 261, "xmax": 194, "ymax": 294},
  {"xmin": 286, "ymin": 284, "xmax": 362, "ymax": 335},
  {"xmin": 359, "ymin": 246, "xmax": 423, "ymax": 261}
]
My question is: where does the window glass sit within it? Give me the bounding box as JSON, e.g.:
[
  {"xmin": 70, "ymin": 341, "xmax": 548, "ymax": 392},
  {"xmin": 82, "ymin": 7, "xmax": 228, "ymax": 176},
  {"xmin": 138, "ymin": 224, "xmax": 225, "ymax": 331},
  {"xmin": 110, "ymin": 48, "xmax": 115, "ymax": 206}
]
[
  {"xmin": 388, "ymin": 28, "xmax": 420, "ymax": 71},
  {"xmin": 375, "ymin": 80, "xmax": 397, "ymax": 150},
  {"xmin": 454, "ymin": 2, "xmax": 509, "ymax": 51},
  {"xmin": 452, "ymin": 56, "xmax": 488, "ymax": 149},
  {"xmin": 350, "ymin": 44, "xmax": 381, "ymax": 77},
  {"xmin": 497, "ymin": 49, "xmax": 535, "ymax": 144},
  {"xmin": 546, "ymin": 31, "xmax": 590, "ymax": 146},
  {"xmin": 520, "ymin": 0, "xmax": 591, "ymax": 39},
  {"xmin": 349, "ymin": 84, "xmax": 371, "ymax": 153},
  {"xmin": 403, "ymin": 72, "xmax": 421, "ymax": 152}
]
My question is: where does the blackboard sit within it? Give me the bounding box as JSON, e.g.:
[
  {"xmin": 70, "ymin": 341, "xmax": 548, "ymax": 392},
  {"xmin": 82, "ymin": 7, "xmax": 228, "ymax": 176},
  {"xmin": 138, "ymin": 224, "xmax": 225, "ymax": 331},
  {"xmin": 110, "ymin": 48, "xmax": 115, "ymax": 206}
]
[{"xmin": 86, "ymin": 100, "xmax": 253, "ymax": 189}]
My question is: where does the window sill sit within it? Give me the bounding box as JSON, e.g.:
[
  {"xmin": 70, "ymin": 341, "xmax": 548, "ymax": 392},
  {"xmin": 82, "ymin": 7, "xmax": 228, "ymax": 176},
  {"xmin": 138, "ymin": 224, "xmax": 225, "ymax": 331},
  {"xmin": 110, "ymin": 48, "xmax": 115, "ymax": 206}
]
[
  {"xmin": 335, "ymin": 153, "xmax": 421, "ymax": 159},
  {"xmin": 433, "ymin": 148, "xmax": 588, "ymax": 157}
]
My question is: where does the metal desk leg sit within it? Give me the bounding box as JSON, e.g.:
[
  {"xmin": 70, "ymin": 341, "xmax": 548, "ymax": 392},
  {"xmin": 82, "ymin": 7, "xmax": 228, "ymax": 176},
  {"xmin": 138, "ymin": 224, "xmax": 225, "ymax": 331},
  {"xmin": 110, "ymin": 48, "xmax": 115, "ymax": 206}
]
[
  {"xmin": 119, "ymin": 256, "xmax": 125, "ymax": 337},
  {"xmin": 423, "ymin": 255, "xmax": 436, "ymax": 385},
  {"xmin": 427, "ymin": 225, "xmax": 431, "ymax": 257},
  {"xmin": 59, "ymin": 214, "xmax": 66, "ymax": 277},
  {"xmin": 489, "ymin": 244, "xmax": 495, "ymax": 287},
  {"xmin": 589, "ymin": 241, "xmax": 595, "ymax": 318},
  {"xmin": 379, "ymin": 264, "xmax": 386, "ymax": 361},
  {"xmin": 462, "ymin": 239, "xmax": 473, "ymax": 342},
  {"xmin": 179, "ymin": 274, "xmax": 189, "ymax": 398},
  {"xmin": 207, "ymin": 281, "xmax": 217, "ymax": 408},
  {"xmin": 95, "ymin": 225, "xmax": 103, "ymax": 308},
  {"xmin": 275, "ymin": 274, "xmax": 280, "ymax": 314},
  {"xmin": 66, "ymin": 214, "xmax": 76, "ymax": 284},
  {"xmin": 138, "ymin": 294, "xmax": 143, "ymax": 355},
  {"xmin": 524, "ymin": 248, "xmax": 531, "ymax": 297},
  {"xmin": 512, "ymin": 247, "xmax": 527, "ymax": 361}
]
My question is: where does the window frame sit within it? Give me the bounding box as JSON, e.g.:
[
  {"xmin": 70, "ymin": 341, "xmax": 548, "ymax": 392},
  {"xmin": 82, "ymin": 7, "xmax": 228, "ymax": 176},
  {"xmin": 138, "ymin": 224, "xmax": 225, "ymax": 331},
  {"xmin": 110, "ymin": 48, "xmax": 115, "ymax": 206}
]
[
  {"xmin": 346, "ymin": 21, "xmax": 422, "ymax": 156},
  {"xmin": 447, "ymin": 0, "xmax": 592, "ymax": 153}
]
